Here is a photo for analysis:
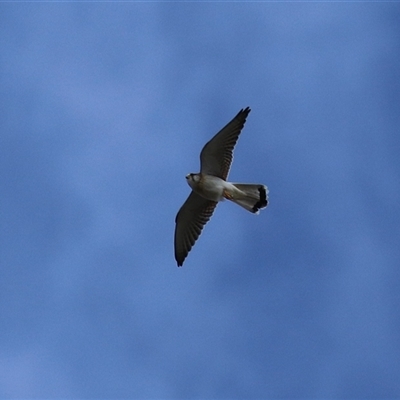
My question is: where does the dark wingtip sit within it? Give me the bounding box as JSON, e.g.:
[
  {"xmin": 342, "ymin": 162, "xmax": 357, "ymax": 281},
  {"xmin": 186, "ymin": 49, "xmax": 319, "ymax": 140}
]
[
  {"xmin": 240, "ymin": 106, "xmax": 251, "ymax": 116},
  {"xmin": 235, "ymin": 107, "xmax": 251, "ymax": 120},
  {"xmin": 252, "ymin": 186, "xmax": 268, "ymax": 213}
]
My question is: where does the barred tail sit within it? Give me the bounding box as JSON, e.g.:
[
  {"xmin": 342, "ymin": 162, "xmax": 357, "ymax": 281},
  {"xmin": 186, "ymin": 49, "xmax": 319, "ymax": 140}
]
[{"xmin": 231, "ymin": 184, "xmax": 269, "ymax": 214}]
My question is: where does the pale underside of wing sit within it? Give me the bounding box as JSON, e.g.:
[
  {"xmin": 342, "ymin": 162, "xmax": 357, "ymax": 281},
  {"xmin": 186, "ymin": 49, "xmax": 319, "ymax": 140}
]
[
  {"xmin": 200, "ymin": 107, "xmax": 251, "ymax": 180},
  {"xmin": 174, "ymin": 191, "xmax": 218, "ymax": 267}
]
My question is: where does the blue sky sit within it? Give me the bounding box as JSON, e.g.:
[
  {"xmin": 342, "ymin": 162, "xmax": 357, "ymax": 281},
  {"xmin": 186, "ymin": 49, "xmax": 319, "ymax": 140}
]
[{"xmin": 1, "ymin": 3, "xmax": 400, "ymax": 398}]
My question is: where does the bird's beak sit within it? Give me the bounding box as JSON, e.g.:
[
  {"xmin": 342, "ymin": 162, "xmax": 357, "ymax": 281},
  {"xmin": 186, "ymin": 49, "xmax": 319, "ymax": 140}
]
[{"xmin": 185, "ymin": 174, "xmax": 190, "ymax": 180}]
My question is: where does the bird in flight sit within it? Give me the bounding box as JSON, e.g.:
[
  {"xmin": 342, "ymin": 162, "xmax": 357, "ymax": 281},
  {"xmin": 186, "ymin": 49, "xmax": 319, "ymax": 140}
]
[{"xmin": 174, "ymin": 107, "xmax": 268, "ymax": 267}]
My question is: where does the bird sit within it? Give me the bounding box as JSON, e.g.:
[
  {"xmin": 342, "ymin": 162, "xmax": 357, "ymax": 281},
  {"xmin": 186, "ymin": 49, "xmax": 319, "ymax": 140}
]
[{"xmin": 174, "ymin": 107, "xmax": 268, "ymax": 267}]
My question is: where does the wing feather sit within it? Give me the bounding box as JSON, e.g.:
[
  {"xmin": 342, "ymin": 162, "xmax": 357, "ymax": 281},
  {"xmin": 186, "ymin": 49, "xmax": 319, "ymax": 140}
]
[
  {"xmin": 200, "ymin": 107, "xmax": 251, "ymax": 180},
  {"xmin": 174, "ymin": 191, "xmax": 217, "ymax": 267}
]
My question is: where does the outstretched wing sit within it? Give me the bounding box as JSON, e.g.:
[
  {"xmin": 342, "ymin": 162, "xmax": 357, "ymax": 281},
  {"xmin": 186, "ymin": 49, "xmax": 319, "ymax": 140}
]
[
  {"xmin": 200, "ymin": 107, "xmax": 251, "ymax": 180},
  {"xmin": 174, "ymin": 191, "xmax": 217, "ymax": 267}
]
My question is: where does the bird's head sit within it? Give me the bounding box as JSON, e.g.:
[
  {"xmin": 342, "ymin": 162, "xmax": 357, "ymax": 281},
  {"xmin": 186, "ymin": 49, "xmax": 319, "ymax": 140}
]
[{"xmin": 185, "ymin": 173, "xmax": 200, "ymax": 188}]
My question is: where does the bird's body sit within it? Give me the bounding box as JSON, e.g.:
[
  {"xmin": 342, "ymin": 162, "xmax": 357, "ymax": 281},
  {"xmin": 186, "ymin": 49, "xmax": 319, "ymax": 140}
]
[
  {"xmin": 186, "ymin": 173, "xmax": 268, "ymax": 213},
  {"xmin": 186, "ymin": 173, "xmax": 233, "ymax": 202},
  {"xmin": 174, "ymin": 107, "xmax": 268, "ymax": 267}
]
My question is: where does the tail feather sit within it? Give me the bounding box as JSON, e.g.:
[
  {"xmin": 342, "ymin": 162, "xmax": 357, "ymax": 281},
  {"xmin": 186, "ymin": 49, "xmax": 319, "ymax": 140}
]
[{"xmin": 231, "ymin": 183, "xmax": 269, "ymax": 214}]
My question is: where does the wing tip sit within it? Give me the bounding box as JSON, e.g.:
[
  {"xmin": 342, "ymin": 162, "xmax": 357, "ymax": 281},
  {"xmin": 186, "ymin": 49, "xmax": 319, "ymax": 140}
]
[
  {"xmin": 240, "ymin": 106, "xmax": 251, "ymax": 115},
  {"xmin": 175, "ymin": 251, "xmax": 185, "ymax": 267},
  {"xmin": 234, "ymin": 107, "xmax": 251, "ymax": 123}
]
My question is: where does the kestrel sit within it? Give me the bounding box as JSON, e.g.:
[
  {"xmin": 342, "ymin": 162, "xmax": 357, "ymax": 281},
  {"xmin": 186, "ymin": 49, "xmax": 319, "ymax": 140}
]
[{"xmin": 174, "ymin": 107, "xmax": 268, "ymax": 267}]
